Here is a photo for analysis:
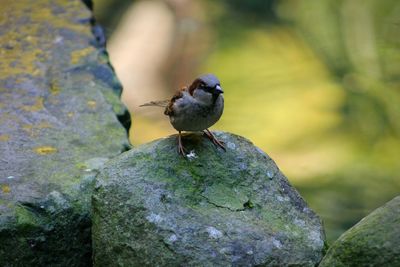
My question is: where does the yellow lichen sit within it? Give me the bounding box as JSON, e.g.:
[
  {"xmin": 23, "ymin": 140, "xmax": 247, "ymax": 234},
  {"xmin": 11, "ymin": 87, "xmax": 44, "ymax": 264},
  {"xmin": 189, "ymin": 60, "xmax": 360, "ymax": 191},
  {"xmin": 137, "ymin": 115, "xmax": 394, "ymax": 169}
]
[
  {"xmin": 22, "ymin": 121, "xmax": 52, "ymax": 137},
  {"xmin": 0, "ymin": 134, "xmax": 10, "ymax": 142},
  {"xmin": 38, "ymin": 122, "xmax": 52, "ymax": 128},
  {"xmin": 0, "ymin": 27, "xmax": 43, "ymax": 79},
  {"xmin": 34, "ymin": 146, "xmax": 58, "ymax": 155},
  {"xmin": 50, "ymin": 82, "xmax": 61, "ymax": 95},
  {"xmin": 76, "ymin": 162, "xmax": 87, "ymax": 170},
  {"xmin": 87, "ymin": 100, "xmax": 97, "ymax": 109},
  {"xmin": 1, "ymin": 185, "xmax": 11, "ymax": 194},
  {"xmin": 0, "ymin": 1, "xmax": 94, "ymax": 80},
  {"xmin": 21, "ymin": 97, "xmax": 44, "ymax": 112},
  {"xmin": 70, "ymin": 47, "xmax": 96, "ymax": 65}
]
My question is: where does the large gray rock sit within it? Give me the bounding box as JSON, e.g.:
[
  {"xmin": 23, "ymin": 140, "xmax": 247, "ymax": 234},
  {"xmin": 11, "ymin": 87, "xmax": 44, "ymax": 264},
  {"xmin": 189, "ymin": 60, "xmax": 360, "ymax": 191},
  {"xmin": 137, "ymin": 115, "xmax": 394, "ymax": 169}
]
[
  {"xmin": 93, "ymin": 132, "xmax": 326, "ymax": 266},
  {"xmin": 319, "ymin": 196, "xmax": 400, "ymax": 267},
  {"xmin": 0, "ymin": 0, "xmax": 129, "ymax": 265}
]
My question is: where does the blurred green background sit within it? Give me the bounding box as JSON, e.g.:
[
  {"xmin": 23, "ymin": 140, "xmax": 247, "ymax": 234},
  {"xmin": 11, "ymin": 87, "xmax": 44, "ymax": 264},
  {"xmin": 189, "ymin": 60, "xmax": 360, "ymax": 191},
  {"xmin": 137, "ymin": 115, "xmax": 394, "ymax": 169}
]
[{"xmin": 93, "ymin": 0, "xmax": 400, "ymax": 243}]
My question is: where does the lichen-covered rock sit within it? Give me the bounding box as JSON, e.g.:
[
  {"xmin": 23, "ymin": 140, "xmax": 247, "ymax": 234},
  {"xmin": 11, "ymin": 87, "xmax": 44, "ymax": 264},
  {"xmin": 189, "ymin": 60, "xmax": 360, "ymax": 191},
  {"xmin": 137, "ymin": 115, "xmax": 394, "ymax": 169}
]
[
  {"xmin": 319, "ymin": 196, "xmax": 400, "ymax": 267},
  {"xmin": 93, "ymin": 132, "xmax": 326, "ymax": 266},
  {"xmin": 0, "ymin": 0, "xmax": 129, "ymax": 266}
]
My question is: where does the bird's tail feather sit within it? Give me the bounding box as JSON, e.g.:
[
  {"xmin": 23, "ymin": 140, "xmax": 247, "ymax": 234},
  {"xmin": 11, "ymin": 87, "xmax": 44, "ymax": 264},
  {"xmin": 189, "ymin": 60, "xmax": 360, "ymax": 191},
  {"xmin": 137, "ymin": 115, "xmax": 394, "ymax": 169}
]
[{"xmin": 139, "ymin": 100, "xmax": 169, "ymax": 108}]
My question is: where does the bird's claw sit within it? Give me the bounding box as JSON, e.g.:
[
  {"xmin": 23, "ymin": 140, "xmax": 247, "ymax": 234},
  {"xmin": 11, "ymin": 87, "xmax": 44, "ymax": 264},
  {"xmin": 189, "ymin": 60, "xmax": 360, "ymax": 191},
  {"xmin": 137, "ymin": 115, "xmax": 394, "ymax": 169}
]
[
  {"xmin": 204, "ymin": 129, "xmax": 226, "ymax": 151},
  {"xmin": 178, "ymin": 144, "xmax": 187, "ymax": 156},
  {"xmin": 213, "ymin": 138, "xmax": 226, "ymax": 151}
]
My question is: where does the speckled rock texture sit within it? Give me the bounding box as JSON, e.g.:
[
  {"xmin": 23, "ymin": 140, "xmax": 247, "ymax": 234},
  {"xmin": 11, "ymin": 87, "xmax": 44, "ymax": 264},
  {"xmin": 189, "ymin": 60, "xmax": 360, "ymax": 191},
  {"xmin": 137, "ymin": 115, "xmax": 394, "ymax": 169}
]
[
  {"xmin": 0, "ymin": 0, "xmax": 129, "ymax": 266},
  {"xmin": 319, "ymin": 196, "xmax": 400, "ymax": 267},
  {"xmin": 93, "ymin": 132, "xmax": 326, "ymax": 266}
]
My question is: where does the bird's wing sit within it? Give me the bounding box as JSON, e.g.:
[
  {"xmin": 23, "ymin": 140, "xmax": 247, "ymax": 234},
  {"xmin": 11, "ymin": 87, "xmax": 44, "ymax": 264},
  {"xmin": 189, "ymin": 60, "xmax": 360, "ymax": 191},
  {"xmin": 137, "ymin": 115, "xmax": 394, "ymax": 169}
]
[
  {"xmin": 164, "ymin": 87, "xmax": 188, "ymax": 116},
  {"xmin": 139, "ymin": 100, "xmax": 170, "ymax": 108}
]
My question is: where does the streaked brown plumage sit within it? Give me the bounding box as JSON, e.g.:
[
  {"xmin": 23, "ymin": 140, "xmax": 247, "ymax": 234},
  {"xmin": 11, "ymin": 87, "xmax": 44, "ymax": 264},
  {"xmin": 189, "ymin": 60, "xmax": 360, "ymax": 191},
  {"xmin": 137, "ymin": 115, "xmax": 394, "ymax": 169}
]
[{"xmin": 140, "ymin": 74, "xmax": 225, "ymax": 156}]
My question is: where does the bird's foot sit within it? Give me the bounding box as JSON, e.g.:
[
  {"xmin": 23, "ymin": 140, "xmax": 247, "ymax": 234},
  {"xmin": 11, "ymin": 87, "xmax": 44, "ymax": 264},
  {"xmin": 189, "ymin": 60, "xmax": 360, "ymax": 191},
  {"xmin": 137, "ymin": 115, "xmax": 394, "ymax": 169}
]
[
  {"xmin": 177, "ymin": 131, "xmax": 187, "ymax": 156},
  {"xmin": 178, "ymin": 143, "xmax": 187, "ymax": 156},
  {"xmin": 203, "ymin": 129, "xmax": 226, "ymax": 151}
]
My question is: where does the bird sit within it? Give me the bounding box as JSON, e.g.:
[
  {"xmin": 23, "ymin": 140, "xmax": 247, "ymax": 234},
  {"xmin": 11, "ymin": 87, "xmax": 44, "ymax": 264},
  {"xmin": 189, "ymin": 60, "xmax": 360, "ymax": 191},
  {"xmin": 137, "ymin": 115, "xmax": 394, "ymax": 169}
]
[{"xmin": 140, "ymin": 74, "xmax": 225, "ymax": 156}]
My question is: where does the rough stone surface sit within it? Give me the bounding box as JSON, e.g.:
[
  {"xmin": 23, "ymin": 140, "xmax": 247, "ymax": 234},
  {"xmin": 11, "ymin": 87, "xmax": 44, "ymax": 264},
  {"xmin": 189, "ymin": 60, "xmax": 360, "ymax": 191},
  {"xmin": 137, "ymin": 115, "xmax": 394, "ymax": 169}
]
[
  {"xmin": 93, "ymin": 132, "xmax": 326, "ymax": 266},
  {"xmin": 319, "ymin": 196, "xmax": 400, "ymax": 267},
  {"xmin": 0, "ymin": 0, "xmax": 129, "ymax": 266}
]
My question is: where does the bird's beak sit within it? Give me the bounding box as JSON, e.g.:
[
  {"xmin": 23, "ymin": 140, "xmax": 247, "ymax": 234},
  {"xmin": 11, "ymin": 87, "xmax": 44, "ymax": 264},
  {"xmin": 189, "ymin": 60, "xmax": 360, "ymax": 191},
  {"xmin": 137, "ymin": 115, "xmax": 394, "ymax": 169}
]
[{"xmin": 214, "ymin": 85, "xmax": 224, "ymax": 94}]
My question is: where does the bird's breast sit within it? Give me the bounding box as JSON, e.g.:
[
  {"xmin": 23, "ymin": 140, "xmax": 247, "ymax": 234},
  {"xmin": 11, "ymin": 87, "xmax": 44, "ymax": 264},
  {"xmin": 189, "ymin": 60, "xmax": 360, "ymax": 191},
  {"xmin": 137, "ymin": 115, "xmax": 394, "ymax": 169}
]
[{"xmin": 169, "ymin": 95, "xmax": 223, "ymax": 131}]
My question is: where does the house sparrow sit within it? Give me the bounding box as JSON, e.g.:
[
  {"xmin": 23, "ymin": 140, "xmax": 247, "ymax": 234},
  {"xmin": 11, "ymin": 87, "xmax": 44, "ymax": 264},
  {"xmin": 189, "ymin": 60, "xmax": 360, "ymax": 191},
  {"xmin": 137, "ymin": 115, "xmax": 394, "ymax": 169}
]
[{"xmin": 140, "ymin": 74, "xmax": 225, "ymax": 156}]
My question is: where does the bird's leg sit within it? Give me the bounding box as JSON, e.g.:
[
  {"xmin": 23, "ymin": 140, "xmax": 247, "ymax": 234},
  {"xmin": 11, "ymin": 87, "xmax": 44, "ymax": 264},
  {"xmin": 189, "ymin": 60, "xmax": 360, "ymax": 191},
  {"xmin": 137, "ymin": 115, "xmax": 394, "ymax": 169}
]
[
  {"xmin": 177, "ymin": 131, "xmax": 187, "ymax": 156},
  {"xmin": 203, "ymin": 129, "xmax": 226, "ymax": 151}
]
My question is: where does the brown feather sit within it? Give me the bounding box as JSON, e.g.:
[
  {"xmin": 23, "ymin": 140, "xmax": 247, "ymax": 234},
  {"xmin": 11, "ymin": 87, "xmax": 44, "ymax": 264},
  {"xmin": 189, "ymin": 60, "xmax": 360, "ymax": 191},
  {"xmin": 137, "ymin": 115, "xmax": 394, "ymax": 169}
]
[
  {"xmin": 164, "ymin": 86, "xmax": 187, "ymax": 116},
  {"xmin": 188, "ymin": 79, "xmax": 202, "ymax": 96}
]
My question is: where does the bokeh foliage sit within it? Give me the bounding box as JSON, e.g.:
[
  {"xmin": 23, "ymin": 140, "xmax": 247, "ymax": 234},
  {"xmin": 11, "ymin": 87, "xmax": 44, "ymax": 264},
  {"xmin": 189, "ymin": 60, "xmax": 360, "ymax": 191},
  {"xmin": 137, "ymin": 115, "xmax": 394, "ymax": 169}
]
[
  {"xmin": 279, "ymin": 0, "xmax": 400, "ymax": 139},
  {"xmin": 278, "ymin": 0, "xmax": 400, "ymax": 242}
]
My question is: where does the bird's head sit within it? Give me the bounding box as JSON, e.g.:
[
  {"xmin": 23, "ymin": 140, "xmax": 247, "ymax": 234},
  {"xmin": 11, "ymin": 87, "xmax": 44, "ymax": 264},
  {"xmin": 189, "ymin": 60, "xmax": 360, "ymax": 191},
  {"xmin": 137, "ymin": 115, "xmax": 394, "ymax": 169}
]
[{"xmin": 189, "ymin": 74, "xmax": 223, "ymax": 104}]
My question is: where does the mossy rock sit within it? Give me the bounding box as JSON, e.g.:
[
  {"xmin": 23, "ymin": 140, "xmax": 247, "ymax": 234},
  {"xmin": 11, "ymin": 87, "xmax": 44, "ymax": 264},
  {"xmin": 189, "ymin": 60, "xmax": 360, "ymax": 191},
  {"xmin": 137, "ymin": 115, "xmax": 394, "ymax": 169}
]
[
  {"xmin": 0, "ymin": 0, "xmax": 129, "ymax": 265},
  {"xmin": 93, "ymin": 132, "xmax": 326, "ymax": 266},
  {"xmin": 319, "ymin": 195, "xmax": 400, "ymax": 267}
]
